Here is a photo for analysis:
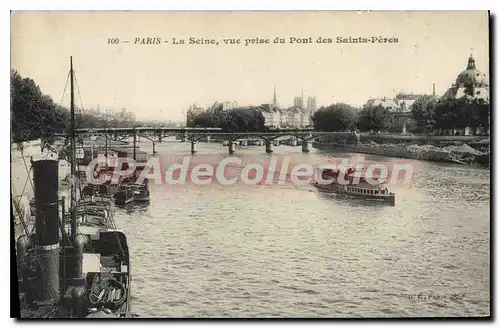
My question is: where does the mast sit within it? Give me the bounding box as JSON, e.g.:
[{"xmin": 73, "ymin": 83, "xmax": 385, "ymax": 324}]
[
  {"xmin": 105, "ymin": 108, "xmax": 109, "ymax": 167},
  {"xmin": 104, "ymin": 130, "xmax": 108, "ymax": 169},
  {"xmin": 272, "ymin": 86, "xmax": 277, "ymax": 107},
  {"xmin": 70, "ymin": 57, "xmax": 77, "ymax": 239},
  {"xmin": 133, "ymin": 134, "xmax": 136, "ymax": 161}
]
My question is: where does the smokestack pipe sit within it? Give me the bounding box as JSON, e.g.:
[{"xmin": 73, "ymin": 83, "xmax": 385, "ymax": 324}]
[
  {"xmin": 16, "ymin": 235, "xmax": 30, "ymax": 263},
  {"xmin": 16, "ymin": 235, "xmax": 31, "ymax": 293},
  {"xmin": 32, "ymin": 158, "xmax": 60, "ymax": 305},
  {"xmin": 74, "ymin": 234, "xmax": 89, "ymax": 279}
]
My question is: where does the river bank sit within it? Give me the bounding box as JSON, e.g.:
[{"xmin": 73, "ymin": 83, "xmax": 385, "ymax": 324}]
[{"xmin": 313, "ymin": 133, "xmax": 490, "ymax": 167}]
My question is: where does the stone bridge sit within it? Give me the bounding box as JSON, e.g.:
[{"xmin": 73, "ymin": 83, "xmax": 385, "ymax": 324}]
[{"xmin": 67, "ymin": 127, "xmax": 346, "ymax": 155}]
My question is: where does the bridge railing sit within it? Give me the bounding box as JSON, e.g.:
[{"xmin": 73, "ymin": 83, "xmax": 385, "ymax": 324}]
[{"xmin": 74, "ymin": 127, "xmax": 223, "ymax": 134}]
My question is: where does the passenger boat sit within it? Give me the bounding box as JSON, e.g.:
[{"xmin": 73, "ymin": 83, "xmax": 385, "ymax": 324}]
[
  {"xmin": 313, "ymin": 165, "xmax": 396, "ymax": 206},
  {"xmin": 15, "ymin": 57, "xmax": 132, "ymax": 318}
]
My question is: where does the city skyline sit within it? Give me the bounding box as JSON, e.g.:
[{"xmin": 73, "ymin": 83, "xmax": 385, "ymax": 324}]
[{"xmin": 11, "ymin": 11, "xmax": 489, "ymax": 121}]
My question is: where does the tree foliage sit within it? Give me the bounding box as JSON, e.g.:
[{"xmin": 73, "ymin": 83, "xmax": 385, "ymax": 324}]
[
  {"xmin": 188, "ymin": 107, "xmax": 266, "ymax": 132},
  {"xmin": 411, "ymin": 95, "xmax": 490, "ymax": 135},
  {"xmin": 191, "ymin": 111, "xmax": 218, "ymax": 128},
  {"xmin": 356, "ymin": 104, "xmax": 391, "ymax": 132},
  {"xmin": 311, "ymin": 103, "xmax": 357, "ymax": 132},
  {"xmin": 11, "ymin": 70, "xmax": 137, "ymax": 143},
  {"xmin": 435, "ymin": 97, "xmax": 490, "ymax": 133},
  {"xmin": 11, "ymin": 70, "xmax": 57, "ymax": 142},
  {"xmin": 220, "ymin": 107, "xmax": 266, "ymax": 132},
  {"xmin": 410, "ymin": 95, "xmax": 437, "ymax": 133},
  {"xmin": 386, "ymin": 107, "xmax": 407, "ymax": 134}
]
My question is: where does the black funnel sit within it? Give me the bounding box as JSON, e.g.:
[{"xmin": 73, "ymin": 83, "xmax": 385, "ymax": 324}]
[
  {"xmin": 33, "ymin": 159, "xmax": 59, "ymax": 246},
  {"xmin": 32, "ymin": 158, "xmax": 60, "ymax": 305}
]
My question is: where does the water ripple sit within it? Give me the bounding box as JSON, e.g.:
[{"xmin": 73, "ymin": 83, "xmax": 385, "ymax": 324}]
[{"xmin": 15, "ymin": 143, "xmax": 489, "ymax": 318}]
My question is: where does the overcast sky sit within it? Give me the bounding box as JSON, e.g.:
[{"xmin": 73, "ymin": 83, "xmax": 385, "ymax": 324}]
[{"xmin": 11, "ymin": 11, "xmax": 489, "ymax": 121}]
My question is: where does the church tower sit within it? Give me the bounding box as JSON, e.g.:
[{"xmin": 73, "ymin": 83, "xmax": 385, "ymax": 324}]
[{"xmin": 272, "ymin": 86, "xmax": 278, "ymax": 108}]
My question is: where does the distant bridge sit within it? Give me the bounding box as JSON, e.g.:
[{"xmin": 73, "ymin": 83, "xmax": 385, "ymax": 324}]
[
  {"xmin": 74, "ymin": 127, "xmax": 222, "ymax": 134},
  {"xmin": 57, "ymin": 126, "xmax": 343, "ymax": 154}
]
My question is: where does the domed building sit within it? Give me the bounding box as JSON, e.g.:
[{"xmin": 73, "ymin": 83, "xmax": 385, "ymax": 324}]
[{"xmin": 442, "ymin": 55, "xmax": 489, "ymax": 102}]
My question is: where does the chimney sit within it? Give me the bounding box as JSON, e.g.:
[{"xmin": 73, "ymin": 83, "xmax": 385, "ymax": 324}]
[
  {"xmin": 433, "ymin": 83, "xmax": 436, "ymax": 97},
  {"xmin": 33, "ymin": 158, "xmax": 60, "ymax": 305}
]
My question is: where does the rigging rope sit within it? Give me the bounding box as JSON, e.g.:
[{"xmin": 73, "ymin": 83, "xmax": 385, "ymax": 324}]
[
  {"xmin": 59, "ymin": 71, "xmax": 71, "ymax": 107},
  {"xmin": 73, "ymin": 71, "xmax": 85, "ymax": 112},
  {"xmin": 12, "ymin": 188, "xmax": 31, "ymax": 238},
  {"xmin": 12, "ymin": 147, "xmax": 35, "ymax": 238}
]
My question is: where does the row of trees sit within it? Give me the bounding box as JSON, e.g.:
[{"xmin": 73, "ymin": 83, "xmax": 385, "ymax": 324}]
[
  {"xmin": 11, "ymin": 70, "xmax": 137, "ymax": 143},
  {"xmin": 311, "ymin": 96, "xmax": 490, "ymax": 135},
  {"xmin": 188, "ymin": 105, "xmax": 266, "ymax": 132},
  {"xmin": 411, "ymin": 96, "xmax": 489, "ymax": 134},
  {"xmin": 311, "ymin": 103, "xmax": 408, "ymax": 133}
]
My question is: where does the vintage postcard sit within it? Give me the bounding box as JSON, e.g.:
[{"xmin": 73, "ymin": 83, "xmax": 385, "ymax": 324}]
[{"xmin": 10, "ymin": 11, "xmax": 490, "ymax": 319}]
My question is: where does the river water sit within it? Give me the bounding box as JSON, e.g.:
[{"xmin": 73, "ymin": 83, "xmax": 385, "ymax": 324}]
[{"xmin": 11, "ymin": 140, "xmax": 490, "ymax": 318}]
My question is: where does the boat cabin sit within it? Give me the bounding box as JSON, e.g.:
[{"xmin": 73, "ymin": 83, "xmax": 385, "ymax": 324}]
[{"xmin": 315, "ymin": 165, "xmax": 390, "ymax": 195}]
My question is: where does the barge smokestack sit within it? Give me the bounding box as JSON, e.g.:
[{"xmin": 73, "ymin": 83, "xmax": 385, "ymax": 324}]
[{"xmin": 33, "ymin": 158, "xmax": 60, "ymax": 305}]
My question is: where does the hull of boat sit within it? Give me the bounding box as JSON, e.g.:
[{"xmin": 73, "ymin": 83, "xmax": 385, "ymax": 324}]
[
  {"xmin": 133, "ymin": 190, "xmax": 150, "ymax": 202},
  {"xmin": 115, "ymin": 196, "xmax": 134, "ymax": 205},
  {"xmin": 314, "ymin": 183, "xmax": 395, "ymax": 206},
  {"xmin": 114, "ymin": 188, "xmax": 136, "ymax": 205}
]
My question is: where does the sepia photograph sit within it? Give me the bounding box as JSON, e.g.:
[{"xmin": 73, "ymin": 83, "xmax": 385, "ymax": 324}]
[{"xmin": 9, "ymin": 10, "xmax": 491, "ymax": 319}]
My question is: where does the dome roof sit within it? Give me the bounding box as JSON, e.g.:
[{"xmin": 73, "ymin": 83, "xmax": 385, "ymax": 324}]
[{"xmin": 455, "ymin": 55, "xmax": 488, "ymax": 86}]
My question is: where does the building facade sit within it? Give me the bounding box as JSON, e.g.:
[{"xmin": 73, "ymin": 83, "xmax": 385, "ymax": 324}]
[
  {"xmin": 283, "ymin": 107, "xmax": 311, "ymax": 128},
  {"xmin": 208, "ymin": 101, "xmax": 238, "ymax": 114},
  {"xmin": 365, "ymin": 98, "xmax": 399, "ymax": 111},
  {"xmin": 260, "ymin": 89, "xmax": 314, "ymax": 129},
  {"xmin": 293, "ymin": 96, "xmax": 304, "ymax": 109},
  {"xmin": 441, "ymin": 55, "xmax": 489, "ymax": 102},
  {"xmin": 260, "ymin": 104, "xmax": 281, "ymax": 129},
  {"xmin": 260, "ymin": 106, "xmax": 311, "ymax": 129},
  {"xmin": 307, "ymin": 96, "xmax": 317, "ymax": 114},
  {"xmin": 364, "ymin": 95, "xmax": 423, "ymax": 134},
  {"xmin": 440, "ymin": 55, "xmax": 490, "ymax": 136}
]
